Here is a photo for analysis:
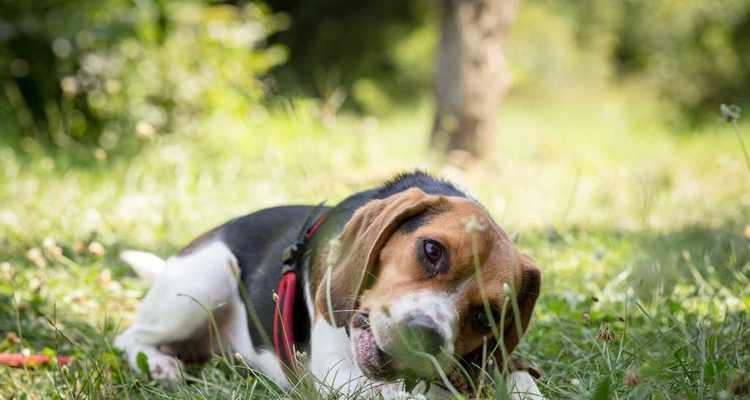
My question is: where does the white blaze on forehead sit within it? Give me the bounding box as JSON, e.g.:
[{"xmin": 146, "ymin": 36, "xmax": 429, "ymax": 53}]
[{"xmin": 371, "ymin": 289, "xmax": 459, "ymax": 354}]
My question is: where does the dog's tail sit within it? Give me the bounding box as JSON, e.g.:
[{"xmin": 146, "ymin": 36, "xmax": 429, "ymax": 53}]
[{"xmin": 120, "ymin": 250, "xmax": 166, "ymax": 283}]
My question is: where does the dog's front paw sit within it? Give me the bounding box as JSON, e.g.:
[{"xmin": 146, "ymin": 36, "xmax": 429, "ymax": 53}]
[
  {"xmin": 507, "ymin": 370, "xmax": 545, "ymax": 400},
  {"xmin": 379, "ymin": 383, "xmax": 429, "ymax": 400},
  {"xmin": 381, "ymin": 391, "xmax": 427, "ymax": 400},
  {"xmin": 145, "ymin": 352, "xmax": 184, "ymax": 382}
]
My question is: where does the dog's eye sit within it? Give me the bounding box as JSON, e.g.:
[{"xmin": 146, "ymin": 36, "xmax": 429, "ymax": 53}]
[
  {"xmin": 473, "ymin": 307, "xmax": 500, "ymax": 333},
  {"xmin": 417, "ymin": 238, "xmax": 448, "ymax": 276},
  {"xmin": 423, "ymin": 240, "xmax": 443, "ymax": 263}
]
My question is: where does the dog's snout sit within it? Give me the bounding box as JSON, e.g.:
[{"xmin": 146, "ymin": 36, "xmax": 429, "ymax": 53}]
[{"xmin": 400, "ymin": 314, "xmax": 444, "ymax": 355}]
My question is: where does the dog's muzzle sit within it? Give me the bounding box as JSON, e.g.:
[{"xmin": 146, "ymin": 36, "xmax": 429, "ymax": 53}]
[
  {"xmin": 392, "ymin": 314, "xmax": 445, "ymax": 357},
  {"xmin": 380, "ymin": 313, "xmax": 447, "ymax": 377},
  {"xmin": 354, "ymin": 290, "xmax": 458, "ymax": 381}
]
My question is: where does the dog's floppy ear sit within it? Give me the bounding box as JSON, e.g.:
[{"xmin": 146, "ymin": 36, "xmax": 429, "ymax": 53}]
[
  {"xmin": 502, "ymin": 253, "xmax": 541, "ymax": 355},
  {"xmin": 315, "ymin": 187, "xmax": 446, "ymax": 327},
  {"xmin": 456, "ymin": 254, "xmax": 541, "ymax": 392}
]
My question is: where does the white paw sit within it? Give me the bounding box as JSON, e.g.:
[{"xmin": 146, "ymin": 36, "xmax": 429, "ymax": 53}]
[
  {"xmin": 507, "ymin": 371, "xmax": 545, "ymax": 400},
  {"xmin": 379, "ymin": 383, "xmax": 428, "ymax": 400},
  {"xmin": 146, "ymin": 352, "xmax": 183, "ymax": 382},
  {"xmin": 383, "ymin": 391, "xmax": 427, "ymax": 400}
]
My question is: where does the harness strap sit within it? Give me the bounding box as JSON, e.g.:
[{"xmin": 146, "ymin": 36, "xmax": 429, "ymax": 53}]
[
  {"xmin": 273, "ymin": 271, "xmax": 298, "ymax": 371},
  {"xmin": 306, "ymin": 213, "xmax": 327, "ymax": 240},
  {"xmin": 273, "ymin": 205, "xmax": 327, "ymax": 378}
]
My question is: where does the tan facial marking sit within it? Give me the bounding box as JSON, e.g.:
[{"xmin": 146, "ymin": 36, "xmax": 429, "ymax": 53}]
[
  {"xmin": 316, "ymin": 187, "xmax": 541, "ymax": 384},
  {"xmin": 358, "ymin": 196, "xmax": 533, "ymax": 364}
]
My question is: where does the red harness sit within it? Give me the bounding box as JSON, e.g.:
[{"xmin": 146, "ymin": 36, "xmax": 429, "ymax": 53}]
[{"xmin": 272, "ymin": 211, "xmax": 327, "ymax": 375}]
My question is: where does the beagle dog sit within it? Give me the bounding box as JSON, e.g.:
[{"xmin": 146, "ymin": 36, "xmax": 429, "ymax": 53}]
[{"xmin": 115, "ymin": 171, "xmax": 543, "ymax": 398}]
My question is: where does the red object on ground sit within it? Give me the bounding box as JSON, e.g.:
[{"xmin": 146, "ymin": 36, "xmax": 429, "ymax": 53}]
[{"xmin": 0, "ymin": 353, "xmax": 72, "ymax": 367}]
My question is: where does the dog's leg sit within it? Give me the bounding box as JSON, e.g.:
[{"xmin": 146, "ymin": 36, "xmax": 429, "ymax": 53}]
[
  {"xmin": 219, "ymin": 294, "xmax": 289, "ymax": 386},
  {"xmin": 115, "ymin": 242, "xmax": 240, "ymax": 382}
]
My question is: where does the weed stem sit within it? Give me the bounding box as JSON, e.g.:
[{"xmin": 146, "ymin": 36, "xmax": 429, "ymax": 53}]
[{"xmin": 730, "ymin": 120, "xmax": 750, "ymax": 173}]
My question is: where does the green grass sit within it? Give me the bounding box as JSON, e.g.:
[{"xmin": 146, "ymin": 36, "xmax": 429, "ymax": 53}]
[{"xmin": 1, "ymin": 88, "xmax": 749, "ymax": 399}]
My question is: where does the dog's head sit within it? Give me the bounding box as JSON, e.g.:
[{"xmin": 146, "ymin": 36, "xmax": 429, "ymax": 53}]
[{"xmin": 314, "ymin": 187, "xmax": 541, "ymax": 385}]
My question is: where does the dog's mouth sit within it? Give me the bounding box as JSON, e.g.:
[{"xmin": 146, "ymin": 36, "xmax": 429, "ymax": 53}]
[{"xmin": 350, "ymin": 311, "xmax": 395, "ymax": 381}]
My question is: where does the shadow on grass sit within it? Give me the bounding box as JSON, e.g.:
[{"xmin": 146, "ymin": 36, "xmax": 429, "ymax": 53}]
[
  {"xmin": 523, "ymin": 220, "xmax": 749, "ymax": 299},
  {"xmin": 517, "ymin": 220, "xmax": 750, "ymax": 399}
]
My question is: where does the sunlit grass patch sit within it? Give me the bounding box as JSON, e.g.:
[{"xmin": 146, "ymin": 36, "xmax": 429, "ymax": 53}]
[{"xmin": 1, "ymin": 89, "xmax": 749, "ymax": 398}]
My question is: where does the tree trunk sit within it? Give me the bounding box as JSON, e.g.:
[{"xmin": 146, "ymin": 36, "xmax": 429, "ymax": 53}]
[{"xmin": 431, "ymin": 0, "xmax": 519, "ymax": 158}]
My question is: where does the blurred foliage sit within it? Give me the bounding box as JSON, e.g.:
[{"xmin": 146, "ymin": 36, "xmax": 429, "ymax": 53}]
[
  {"xmin": 2, "ymin": 0, "xmax": 749, "ymax": 154},
  {"xmin": 263, "ymin": 0, "xmax": 434, "ymax": 113},
  {"xmin": 262, "ymin": 0, "xmax": 750, "ymax": 124},
  {"xmin": 0, "ymin": 0, "xmax": 285, "ymax": 154},
  {"xmin": 539, "ymin": 0, "xmax": 750, "ymax": 124},
  {"xmin": 506, "ymin": 2, "xmax": 613, "ymax": 94}
]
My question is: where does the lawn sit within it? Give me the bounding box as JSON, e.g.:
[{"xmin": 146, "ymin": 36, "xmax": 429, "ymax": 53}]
[{"xmin": 1, "ymin": 87, "xmax": 749, "ymax": 399}]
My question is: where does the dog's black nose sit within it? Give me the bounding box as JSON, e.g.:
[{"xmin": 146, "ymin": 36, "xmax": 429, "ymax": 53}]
[{"xmin": 401, "ymin": 315, "xmax": 444, "ymax": 356}]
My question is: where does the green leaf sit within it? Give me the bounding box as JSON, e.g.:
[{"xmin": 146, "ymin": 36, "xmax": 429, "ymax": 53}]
[
  {"xmin": 591, "ymin": 376, "xmax": 611, "ymax": 400},
  {"xmin": 403, "ymin": 376, "xmax": 419, "ymax": 393},
  {"xmin": 41, "ymin": 347, "xmax": 57, "ymax": 358},
  {"xmin": 41, "ymin": 347, "xmax": 57, "ymax": 366},
  {"xmin": 136, "ymin": 351, "xmax": 150, "ymax": 377}
]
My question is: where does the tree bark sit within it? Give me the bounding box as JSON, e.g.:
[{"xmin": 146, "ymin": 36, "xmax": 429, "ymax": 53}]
[{"xmin": 431, "ymin": 0, "xmax": 519, "ymax": 157}]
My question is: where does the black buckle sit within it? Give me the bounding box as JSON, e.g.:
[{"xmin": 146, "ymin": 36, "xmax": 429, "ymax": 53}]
[
  {"xmin": 281, "ymin": 202, "xmax": 327, "ymax": 274},
  {"xmin": 282, "ymin": 240, "xmax": 305, "ymax": 273}
]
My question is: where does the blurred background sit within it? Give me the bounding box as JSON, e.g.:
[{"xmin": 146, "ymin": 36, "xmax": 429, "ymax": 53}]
[
  {"xmin": 2, "ymin": 0, "xmax": 750, "ymax": 155},
  {"xmin": 1, "ymin": 1, "xmax": 749, "ymax": 398}
]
